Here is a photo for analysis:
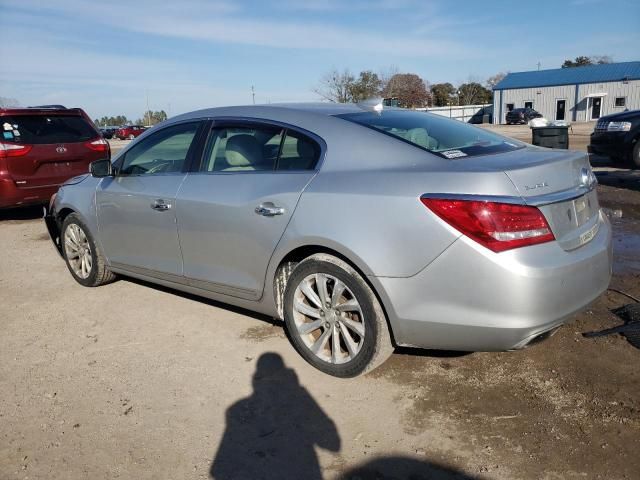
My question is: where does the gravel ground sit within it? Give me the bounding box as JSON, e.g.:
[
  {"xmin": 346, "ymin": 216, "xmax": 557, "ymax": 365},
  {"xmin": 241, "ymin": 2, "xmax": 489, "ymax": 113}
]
[{"xmin": 1, "ymin": 129, "xmax": 639, "ymax": 480}]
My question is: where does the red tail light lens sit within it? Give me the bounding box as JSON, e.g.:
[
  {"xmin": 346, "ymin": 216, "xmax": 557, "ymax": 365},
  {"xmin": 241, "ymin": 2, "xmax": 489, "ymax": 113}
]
[
  {"xmin": 0, "ymin": 142, "xmax": 33, "ymax": 158},
  {"xmin": 421, "ymin": 197, "xmax": 555, "ymax": 252},
  {"xmin": 85, "ymin": 137, "xmax": 109, "ymax": 152}
]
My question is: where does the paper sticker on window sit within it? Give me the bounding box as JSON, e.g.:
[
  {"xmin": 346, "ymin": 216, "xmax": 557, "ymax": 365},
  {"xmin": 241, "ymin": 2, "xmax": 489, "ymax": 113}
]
[
  {"xmin": 441, "ymin": 150, "xmax": 467, "ymax": 159},
  {"xmin": 3, "ymin": 131, "xmax": 14, "ymax": 139},
  {"xmin": 3, "ymin": 122, "xmax": 13, "ymax": 131}
]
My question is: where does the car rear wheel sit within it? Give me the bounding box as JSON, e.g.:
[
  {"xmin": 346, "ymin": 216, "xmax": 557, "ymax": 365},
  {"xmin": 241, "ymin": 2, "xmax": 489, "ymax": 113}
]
[
  {"xmin": 283, "ymin": 253, "xmax": 393, "ymax": 377},
  {"xmin": 62, "ymin": 213, "xmax": 116, "ymax": 287},
  {"xmin": 128, "ymin": 134, "xmax": 135, "ymax": 140}
]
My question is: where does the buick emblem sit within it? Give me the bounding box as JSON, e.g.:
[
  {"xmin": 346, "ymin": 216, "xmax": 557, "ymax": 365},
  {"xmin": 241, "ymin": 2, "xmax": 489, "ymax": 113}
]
[
  {"xmin": 56, "ymin": 145, "xmax": 67, "ymax": 154},
  {"xmin": 579, "ymin": 167, "xmax": 596, "ymax": 188}
]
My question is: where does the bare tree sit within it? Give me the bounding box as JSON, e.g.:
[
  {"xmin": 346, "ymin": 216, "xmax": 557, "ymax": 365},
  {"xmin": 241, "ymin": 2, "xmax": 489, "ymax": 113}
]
[
  {"xmin": 486, "ymin": 72, "xmax": 507, "ymax": 89},
  {"xmin": 0, "ymin": 97, "xmax": 20, "ymax": 108},
  {"xmin": 313, "ymin": 69, "xmax": 355, "ymax": 103}
]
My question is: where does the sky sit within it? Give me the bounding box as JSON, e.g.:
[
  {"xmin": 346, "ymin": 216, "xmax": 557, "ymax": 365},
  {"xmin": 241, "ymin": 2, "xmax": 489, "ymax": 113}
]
[{"xmin": 0, "ymin": 0, "xmax": 638, "ymax": 120}]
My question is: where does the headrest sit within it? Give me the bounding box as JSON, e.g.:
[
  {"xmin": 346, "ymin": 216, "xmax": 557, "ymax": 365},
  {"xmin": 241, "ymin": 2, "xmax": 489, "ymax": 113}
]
[{"xmin": 225, "ymin": 134, "xmax": 262, "ymax": 167}]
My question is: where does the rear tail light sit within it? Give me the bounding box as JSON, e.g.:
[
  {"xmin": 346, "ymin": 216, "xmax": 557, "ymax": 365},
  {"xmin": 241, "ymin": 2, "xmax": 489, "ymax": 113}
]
[
  {"xmin": 421, "ymin": 197, "xmax": 555, "ymax": 252},
  {"xmin": 85, "ymin": 137, "xmax": 109, "ymax": 152},
  {"xmin": 0, "ymin": 142, "xmax": 33, "ymax": 158}
]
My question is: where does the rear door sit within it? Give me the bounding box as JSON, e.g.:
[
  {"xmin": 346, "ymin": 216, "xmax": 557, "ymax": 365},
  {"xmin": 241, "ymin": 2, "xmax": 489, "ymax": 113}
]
[
  {"xmin": 176, "ymin": 122, "xmax": 322, "ymax": 299},
  {"xmin": 1, "ymin": 113, "xmax": 105, "ymax": 188},
  {"xmin": 96, "ymin": 121, "xmax": 204, "ymax": 276}
]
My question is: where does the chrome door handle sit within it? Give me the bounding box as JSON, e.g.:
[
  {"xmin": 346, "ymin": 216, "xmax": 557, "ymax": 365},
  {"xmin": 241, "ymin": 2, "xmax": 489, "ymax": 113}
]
[
  {"xmin": 255, "ymin": 203, "xmax": 284, "ymax": 217},
  {"xmin": 151, "ymin": 199, "xmax": 171, "ymax": 211}
]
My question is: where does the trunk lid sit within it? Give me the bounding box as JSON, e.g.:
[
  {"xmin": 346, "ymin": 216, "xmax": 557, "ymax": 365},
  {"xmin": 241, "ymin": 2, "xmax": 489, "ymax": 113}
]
[{"xmin": 462, "ymin": 146, "xmax": 599, "ymax": 251}]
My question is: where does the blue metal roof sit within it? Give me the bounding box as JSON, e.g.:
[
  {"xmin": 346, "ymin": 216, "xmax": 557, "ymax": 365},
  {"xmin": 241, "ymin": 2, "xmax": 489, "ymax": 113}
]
[{"xmin": 494, "ymin": 61, "xmax": 640, "ymax": 90}]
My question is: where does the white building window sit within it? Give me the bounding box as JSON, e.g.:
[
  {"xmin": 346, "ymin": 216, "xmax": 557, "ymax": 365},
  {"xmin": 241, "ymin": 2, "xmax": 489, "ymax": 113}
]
[{"xmin": 614, "ymin": 97, "xmax": 626, "ymax": 108}]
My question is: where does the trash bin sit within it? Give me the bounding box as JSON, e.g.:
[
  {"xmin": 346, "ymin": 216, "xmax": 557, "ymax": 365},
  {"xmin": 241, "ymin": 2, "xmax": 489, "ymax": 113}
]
[
  {"xmin": 531, "ymin": 126, "xmax": 569, "ymax": 149},
  {"xmin": 482, "ymin": 114, "xmax": 490, "ymax": 124}
]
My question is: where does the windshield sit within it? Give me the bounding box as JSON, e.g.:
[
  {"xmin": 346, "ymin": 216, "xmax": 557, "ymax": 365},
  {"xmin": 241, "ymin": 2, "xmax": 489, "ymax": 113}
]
[{"xmin": 337, "ymin": 110, "xmax": 523, "ymax": 159}]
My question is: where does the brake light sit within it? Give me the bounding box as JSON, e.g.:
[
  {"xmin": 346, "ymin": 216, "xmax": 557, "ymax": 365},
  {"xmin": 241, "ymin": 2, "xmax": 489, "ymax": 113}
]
[
  {"xmin": 85, "ymin": 137, "xmax": 109, "ymax": 152},
  {"xmin": 0, "ymin": 142, "xmax": 33, "ymax": 158},
  {"xmin": 421, "ymin": 197, "xmax": 555, "ymax": 252}
]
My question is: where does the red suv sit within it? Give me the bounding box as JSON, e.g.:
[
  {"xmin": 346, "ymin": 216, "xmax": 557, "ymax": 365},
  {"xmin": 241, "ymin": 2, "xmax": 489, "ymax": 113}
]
[
  {"xmin": 115, "ymin": 125, "xmax": 146, "ymax": 140},
  {"xmin": 0, "ymin": 106, "xmax": 109, "ymax": 209}
]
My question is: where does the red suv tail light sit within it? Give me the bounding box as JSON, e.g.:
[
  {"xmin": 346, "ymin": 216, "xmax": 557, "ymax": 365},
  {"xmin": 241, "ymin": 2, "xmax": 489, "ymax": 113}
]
[
  {"xmin": 85, "ymin": 137, "xmax": 109, "ymax": 152},
  {"xmin": 0, "ymin": 142, "xmax": 33, "ymax": 158},
  {"xmin": 421, "ymin": 197, "xmax": 555, "ymax": 252}
]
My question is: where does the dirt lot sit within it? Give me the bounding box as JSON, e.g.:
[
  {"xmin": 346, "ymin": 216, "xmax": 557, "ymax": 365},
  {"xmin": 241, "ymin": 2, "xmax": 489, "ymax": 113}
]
[{"xmin": 1, "ymin": 129, "xmax": 639, "ymax": 480}]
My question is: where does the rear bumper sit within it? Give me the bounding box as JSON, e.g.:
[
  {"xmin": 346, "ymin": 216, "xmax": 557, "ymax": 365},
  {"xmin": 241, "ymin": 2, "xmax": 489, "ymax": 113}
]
[
  {"xmin": 0, "ymin": 178, "xmax": 58, "ymax": 209},
  {"xmin": 373, "ymin": 211, "xmax": 612, "ymax": 351}
]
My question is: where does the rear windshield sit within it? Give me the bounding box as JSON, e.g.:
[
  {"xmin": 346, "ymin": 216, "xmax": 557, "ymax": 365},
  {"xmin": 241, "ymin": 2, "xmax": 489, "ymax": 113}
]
[
  {"xmin": 337, "ymin": 110, "xmax": 523, "ymax": 159},
  {"xmin": 1, "ymin": 115, "xmax": 97, "ymax": 144}
]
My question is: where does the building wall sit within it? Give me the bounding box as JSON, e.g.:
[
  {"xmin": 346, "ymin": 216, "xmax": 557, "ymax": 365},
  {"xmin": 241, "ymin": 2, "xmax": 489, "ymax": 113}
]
[{"xmin": 493, "ymin": 79, "xmax": 640, "ymax": 124}]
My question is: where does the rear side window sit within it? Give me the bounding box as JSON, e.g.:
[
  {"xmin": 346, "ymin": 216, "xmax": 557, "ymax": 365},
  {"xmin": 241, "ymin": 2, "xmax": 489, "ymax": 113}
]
[
  {"xmin": 338, "ymin": 110, "xmax": 523, "ymax": 159},
  {"xmin": 277, "ymin": 131, "xmax": 321, "ymax": 170},
  {"xmin": 1, "ymin": 115, "xmax": 97, "ymax": 144}
]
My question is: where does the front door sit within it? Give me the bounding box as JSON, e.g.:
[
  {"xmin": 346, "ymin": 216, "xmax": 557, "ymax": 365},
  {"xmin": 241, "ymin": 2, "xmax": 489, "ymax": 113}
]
[
  {"xmin": 556, "ymin": 99, "xmax": 566, "ymax": 120},
  {"xmin": 96, "ymin": 121, "xmax": 202, "ymax": 277},
  {"xmin": 176, "ymin": 122, "xmax": 321, "ymax": 299},
  {"xmin": 590, "ymin": 97, "xmax": 602, "ymax": 120}
]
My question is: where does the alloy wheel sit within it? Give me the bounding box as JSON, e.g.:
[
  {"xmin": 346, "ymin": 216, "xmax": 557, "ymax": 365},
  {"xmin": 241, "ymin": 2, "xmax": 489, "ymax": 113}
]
[
  {"xmin": 64, "ymin": 224, "xmax": 93, "ymax": 279},
  {"xmin": 292, "ymin": 273, "xmax": 365, "ymax": 364}
]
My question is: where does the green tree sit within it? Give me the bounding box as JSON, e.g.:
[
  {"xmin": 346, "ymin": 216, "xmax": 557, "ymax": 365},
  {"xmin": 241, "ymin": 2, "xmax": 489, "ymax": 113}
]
[
  {"xmin": 382, "ymin": 73, "xmax": 430, "ymax": 108},
  {"xmin": 430, "ymin": 83, "xmax": 456, "ymax": 107},
  {"xmin": 457, "ymin": 82, "xmax": 492, "ymax": 105},
  {"xmin": 138, "ymin": 110, "xmax": 168, "ymax": 126},
  {"xmin": 561, "ymin": 55, "xmax": 612, "ymax": 68},
  {"xmin": 349, "ymin": 70, "xmax": 383, "ymax": 102}
]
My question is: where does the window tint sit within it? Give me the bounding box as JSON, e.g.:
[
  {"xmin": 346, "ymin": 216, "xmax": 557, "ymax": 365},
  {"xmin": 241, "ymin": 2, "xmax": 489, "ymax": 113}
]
[
  {"xmin": 201, "ymin": 126, "xmax": 283, "ymax": 172},
  {"xmin": 119, "ymin": 122, "xmax": 199, "ymax": 175},
  {"xmin": 1, "ymin": 115, "xmax": 96, "ymax": 144},
  {"xmin": 277, "ymin": 131, "xmax": 321, "ymax": 170},
  {"xmin": 338, "ymin": 110, "xmax": 523, "ymax": 159}
]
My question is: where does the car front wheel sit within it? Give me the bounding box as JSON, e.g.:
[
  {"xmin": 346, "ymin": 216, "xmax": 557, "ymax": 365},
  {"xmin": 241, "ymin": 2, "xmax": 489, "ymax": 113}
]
[
  {"xmin": 62, "ymin": 213, "xmax": 116, "ymax": 287},
  {"xmin": 631, "ymin": 141, "xmax": 640, "ymax": 169},
  {"xmin": 283, "ymin": 253, "xmax": 393, "ymax": 377},
  {"xmin": 128, "ymin": 134, "xmax": 135, "ymax": 140}
]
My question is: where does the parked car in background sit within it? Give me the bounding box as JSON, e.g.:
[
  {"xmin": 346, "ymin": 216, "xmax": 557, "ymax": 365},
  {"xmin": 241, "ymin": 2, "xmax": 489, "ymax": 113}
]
[
  {"xmin": 588, "ymin": 109, "xmax": 640, "ymax": 168},
  {"xmin": 99, "ymin": 126, "xmax": 119, "ymax": 139},
  {"xmin": 506, "ymin": 107, "xmax": 543, "ymax": 125},
  {"xmin": 115, "ymin": 125, "xmax": 146, "ymax": 140},
  {"xmin": 45, "ymin": 103, "xmax": 611, "ymax": 377},
  {"xmin": 1, "ymin": 105, "xmax": 109, "ymax": 209}
]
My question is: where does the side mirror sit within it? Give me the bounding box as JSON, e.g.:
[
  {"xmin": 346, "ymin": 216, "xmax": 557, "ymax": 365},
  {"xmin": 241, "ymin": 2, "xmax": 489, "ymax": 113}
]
[{"xmin": 90, "ymin": 159, "xmax": 113, "ymax": 178}]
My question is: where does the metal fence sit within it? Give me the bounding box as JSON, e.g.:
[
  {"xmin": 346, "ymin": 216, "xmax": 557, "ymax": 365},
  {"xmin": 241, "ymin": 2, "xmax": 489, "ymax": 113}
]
[{"xmin": 415, "ymin": 104, "xmax": 493, "ymax": 123}]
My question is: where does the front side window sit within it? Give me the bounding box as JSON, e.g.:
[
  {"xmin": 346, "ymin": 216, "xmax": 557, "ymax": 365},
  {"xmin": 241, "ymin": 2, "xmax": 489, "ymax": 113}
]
[
  {"xmin": 119, "ymin": 122, "xmax": 199, "ymax": 175},
  {"xmin": 338, "ymin": 110, "xmax": 523, "ymax": 159}
]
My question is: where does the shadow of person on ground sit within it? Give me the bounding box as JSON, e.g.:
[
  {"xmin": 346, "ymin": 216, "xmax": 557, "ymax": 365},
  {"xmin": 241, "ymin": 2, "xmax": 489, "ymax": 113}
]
[
  {"xmin": 337, "ymin": 455, "xmax": 479, "ymax": 480},
  {"xmin": 210, "ymin": 352, "xmax": 340, "ymax": 480}
]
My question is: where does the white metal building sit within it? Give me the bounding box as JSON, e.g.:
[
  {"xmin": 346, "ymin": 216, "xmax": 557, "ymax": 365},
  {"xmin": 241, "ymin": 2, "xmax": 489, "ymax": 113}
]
[{"xmin": 492, "ymin": 61, "xmax": 640, "ymax": 124}]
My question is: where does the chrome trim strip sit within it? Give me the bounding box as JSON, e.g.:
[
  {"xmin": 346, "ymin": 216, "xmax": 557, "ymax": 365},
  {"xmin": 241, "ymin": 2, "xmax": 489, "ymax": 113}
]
[{"xmin": 420, "ymin": 193, "xmax": 525, "ymax": 204}]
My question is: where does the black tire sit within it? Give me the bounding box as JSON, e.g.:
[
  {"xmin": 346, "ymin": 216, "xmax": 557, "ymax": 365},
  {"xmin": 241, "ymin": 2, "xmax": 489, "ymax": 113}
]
[
  {"xmin": 128, "ymin": 134, "xmax": 135, "ymax": 140},
  {"xmin": 61, "ymin": 213, "xmax": 116, "ymax": 287},
  {"xmin": 630, "ymin": 141, "xmax": 640, "ymax": 169},
  {"xmin": 283, "ymin": 253, "xmax": 393, "ymax": 377}
]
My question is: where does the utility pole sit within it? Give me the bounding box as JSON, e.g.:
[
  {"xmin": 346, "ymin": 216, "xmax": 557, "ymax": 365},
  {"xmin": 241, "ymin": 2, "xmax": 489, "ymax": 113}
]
[{"xmin": 251, "ymin": 85, "xmax": 255, "ymax": 105}]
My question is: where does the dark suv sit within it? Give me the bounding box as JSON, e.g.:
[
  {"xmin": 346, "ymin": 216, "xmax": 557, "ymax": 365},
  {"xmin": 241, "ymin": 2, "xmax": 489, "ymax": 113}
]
[
  {"xmin": 506, "ymin": 108, "xmax": 543, "ymax": 125},
  {"xmin": 588, "ymin": 109, "xmax": 640, "ymax": 168},
  {"xmin": 0, "ymin": 106, "xmax": 109, "ymax": 209}
]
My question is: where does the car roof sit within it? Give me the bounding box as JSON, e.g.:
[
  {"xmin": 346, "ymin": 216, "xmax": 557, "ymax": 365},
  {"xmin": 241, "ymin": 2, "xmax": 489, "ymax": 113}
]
[{"xmin": 0, "ymin": 107, "xmax": 85, "ymax": 116}]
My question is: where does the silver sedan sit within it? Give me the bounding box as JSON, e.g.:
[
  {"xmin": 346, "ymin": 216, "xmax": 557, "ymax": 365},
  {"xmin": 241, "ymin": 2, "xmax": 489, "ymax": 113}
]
[{"xmin": 45, "ymin": 103, "xmax": 612, "ymax": 377}]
